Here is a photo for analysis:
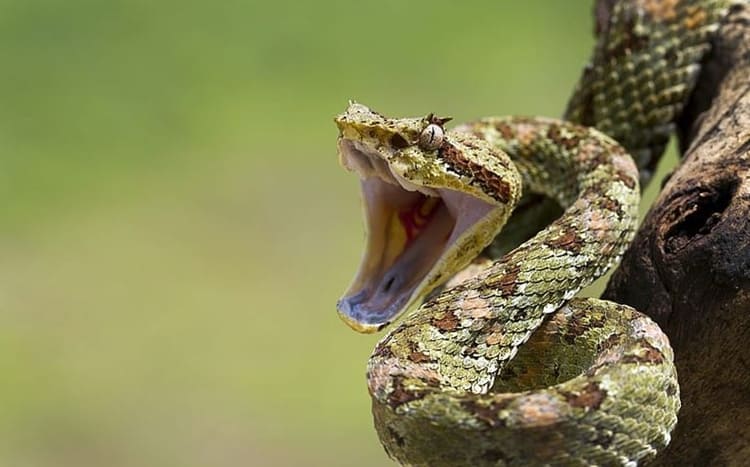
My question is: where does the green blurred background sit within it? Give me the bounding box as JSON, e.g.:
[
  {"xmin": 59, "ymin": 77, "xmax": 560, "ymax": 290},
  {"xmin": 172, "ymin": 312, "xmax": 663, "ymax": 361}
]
[{"xmin": 0, "ymin": 1, "xmax": 674, "ymax": 466}]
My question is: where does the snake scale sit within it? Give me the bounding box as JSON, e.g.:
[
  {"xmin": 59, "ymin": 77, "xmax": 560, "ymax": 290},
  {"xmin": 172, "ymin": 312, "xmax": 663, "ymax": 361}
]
[{"xmin": 334, "ymin": 1, "xmax": 741, "ymax": 465}]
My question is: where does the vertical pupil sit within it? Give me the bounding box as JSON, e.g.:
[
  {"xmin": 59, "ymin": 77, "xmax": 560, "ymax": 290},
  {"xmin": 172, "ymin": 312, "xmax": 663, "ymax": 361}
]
[{"xmin": 419, "ymin": 124, "xmax": 442, "ymax": 149}]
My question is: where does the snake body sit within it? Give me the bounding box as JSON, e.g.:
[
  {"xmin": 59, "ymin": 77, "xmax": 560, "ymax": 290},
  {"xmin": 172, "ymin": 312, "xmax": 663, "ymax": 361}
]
[{"xmin": 335, "ymin": 1, "xmax": 739, "ymax": 465}]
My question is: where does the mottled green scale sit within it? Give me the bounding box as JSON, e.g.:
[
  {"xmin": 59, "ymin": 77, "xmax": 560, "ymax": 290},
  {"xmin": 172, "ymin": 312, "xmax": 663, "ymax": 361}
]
[
  {"xmin": 367, "ymin": 119, "xmax": 651, "ymax": 455},
  {"xmin": 371, "ymin": 299, "xmax": 679, "ymax": 466},
  {"xmin": 483, "ymin": 0, "xmax": 739, "ymax": 259},
  {"xmin": 566, "ymin": 0, "xmax": 739, "ymax": 180},
  {"xmin": 338, "ymin": 1, "xmax": 742, "ymax": 465}
]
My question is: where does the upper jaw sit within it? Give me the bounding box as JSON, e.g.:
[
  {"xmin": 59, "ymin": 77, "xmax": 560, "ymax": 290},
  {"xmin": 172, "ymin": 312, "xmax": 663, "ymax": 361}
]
[
  {"xmin": 338, "ymin": 138, "xmax": 393, "ymax": 183},
  {"xmin": 338, "ymin": 138, "xmax": 437, "ymax": 196}
]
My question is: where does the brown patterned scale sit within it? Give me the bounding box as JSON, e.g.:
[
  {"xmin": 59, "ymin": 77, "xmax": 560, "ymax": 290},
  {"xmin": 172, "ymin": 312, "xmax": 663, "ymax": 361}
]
[{"xmin": 335, "ymin": 1, "xmax": 740, "ymax": 464}]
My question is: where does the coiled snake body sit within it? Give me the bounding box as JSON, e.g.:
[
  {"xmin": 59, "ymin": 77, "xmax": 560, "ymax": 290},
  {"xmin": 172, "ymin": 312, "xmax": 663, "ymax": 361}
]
[{"xmin": 335, "ymin": 1, "xmax": 740, "ymax": 465}]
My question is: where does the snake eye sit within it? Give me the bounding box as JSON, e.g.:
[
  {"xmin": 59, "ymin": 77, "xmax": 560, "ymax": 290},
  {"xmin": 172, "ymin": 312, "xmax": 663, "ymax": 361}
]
[{"xmin": 418, "ymin": 124, "xmax": 444, "ymax": 151}]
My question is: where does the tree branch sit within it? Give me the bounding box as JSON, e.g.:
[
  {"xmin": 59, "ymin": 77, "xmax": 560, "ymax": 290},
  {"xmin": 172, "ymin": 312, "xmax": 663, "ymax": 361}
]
[{"xmin": 603, "ymin": 3, "xmax": 750, "ymax": 465}]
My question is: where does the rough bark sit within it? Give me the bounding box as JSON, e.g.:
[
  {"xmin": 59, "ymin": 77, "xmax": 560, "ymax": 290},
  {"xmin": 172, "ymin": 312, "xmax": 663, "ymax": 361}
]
[{"xmin": 602, "ymin": 3, "xmax": 750, "ymax": 465}]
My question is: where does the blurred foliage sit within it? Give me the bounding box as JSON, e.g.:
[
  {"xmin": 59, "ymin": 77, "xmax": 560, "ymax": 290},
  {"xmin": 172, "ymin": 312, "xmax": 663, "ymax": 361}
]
[{"xmin": 0, "ymin": 1, "xmax": 674, "ymax": 465}]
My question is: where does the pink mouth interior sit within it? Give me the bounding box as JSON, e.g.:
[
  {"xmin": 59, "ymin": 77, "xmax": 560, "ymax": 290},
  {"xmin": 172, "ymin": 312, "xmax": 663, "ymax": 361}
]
[{"xmin": 337, "ymin": 139, "xmax": 495, "ymax": 330}]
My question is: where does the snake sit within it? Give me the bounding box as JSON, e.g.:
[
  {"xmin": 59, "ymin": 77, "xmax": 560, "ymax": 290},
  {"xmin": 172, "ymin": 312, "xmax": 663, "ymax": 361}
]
[{"xmin": 334, "ymin": 1, "xmax": 740, "ymax": 465}]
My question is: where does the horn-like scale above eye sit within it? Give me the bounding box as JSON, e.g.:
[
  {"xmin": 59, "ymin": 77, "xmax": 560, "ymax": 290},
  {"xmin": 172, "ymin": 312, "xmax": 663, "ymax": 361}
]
[{"xmin": 418, "ymin": 124, "xmax": 444, "ymax": 150}]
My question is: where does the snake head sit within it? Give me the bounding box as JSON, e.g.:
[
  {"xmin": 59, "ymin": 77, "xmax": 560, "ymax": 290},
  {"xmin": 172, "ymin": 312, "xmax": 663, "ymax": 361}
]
[{"xmin": 335, "ymin": 102, "xmax": 521, "ymax": 333}]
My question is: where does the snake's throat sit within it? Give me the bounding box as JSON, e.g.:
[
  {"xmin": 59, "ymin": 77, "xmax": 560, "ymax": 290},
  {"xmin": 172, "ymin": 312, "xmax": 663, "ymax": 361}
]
[{"xmin": 337, "ymin": 138, "xmax": 498, "ymax": 333}]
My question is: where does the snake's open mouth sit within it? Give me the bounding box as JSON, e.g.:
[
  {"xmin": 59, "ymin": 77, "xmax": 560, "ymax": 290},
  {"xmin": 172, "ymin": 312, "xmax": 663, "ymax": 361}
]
[{"xmin": 337, "ymin": 139, "xmax": 496, "ymax": 333}]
